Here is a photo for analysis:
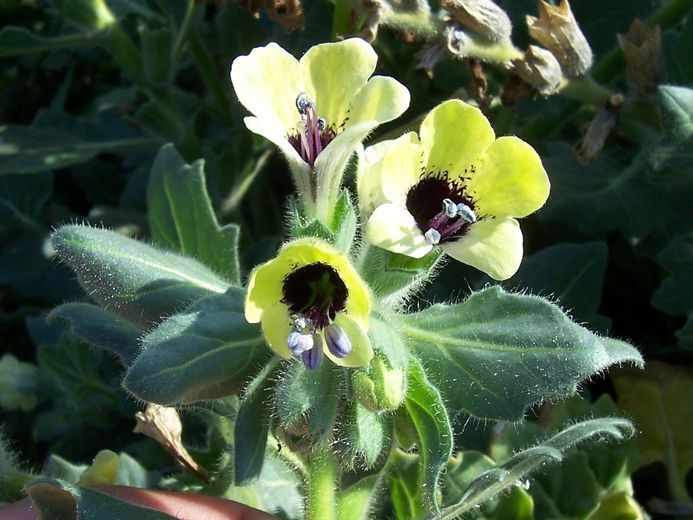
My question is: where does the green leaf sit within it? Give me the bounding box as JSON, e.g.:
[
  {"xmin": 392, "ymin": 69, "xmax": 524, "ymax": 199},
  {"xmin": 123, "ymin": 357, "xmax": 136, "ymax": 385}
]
[
  {"xmin": 651, "ymin": 232, "xmax": 693, "ymax": 316},
  {"xmin": 443, "ymin": 451, "xmax": 534, "ymax": 519},
  {"xmin": 0, "ymin": 26, "xmax": 97, "ymax": 57},
  {"xmin": 37, "ymin": 336, "xmax": 120, "ymax": 425},
  {"xmin": 659, "ymin": 85, "xmax": 693, "ymax": 144},
  {"xmin": 0, "ymin": 354, "xmax": 39, "ymax": 412},
  {"xmin": 506, "ymin": 241, "xmax": 608, "ymax": 323},
  {"xmin": 432, "ymin": 418, "xmax": 635, "ymax": 520},
  {"xmin": 274, "ymin": 360, "xmax": 343, "ymax": 446},
  {"xmin": 400, "ymin": 286, "xmax": 643, "ymax": 420},
  {"xmin": 613, "ymin": 362, "xmax": 693, "ymax": 502},
  {"xmin": 148, "ymin": 144, "xmax": 240, "ymax": 284},
  {"xmin": 359, "ymin": 246, "xmax": 443, "ymax": 304},
  {"xmin": 388, "ymin": 451, "xmax": 424, "ymax": 520},
  {"xmin": 48, "ymin": 303, "xmax": 142, "ymax": 365},
  {"xmin": 404, "ymin": 359, "xmax": 453, "ymax": 511},
  {"xmin": 77, "ymin": 487, "xmax": 175, "ymax": 519},
  {"xmin": 0, "ymin": 125, "xmax": 156, "ymax": 175},
  {"xmin": 531, "ymin": 451, "xmax": 601, "ymax": 518},
  {"xmin": 539, "ymin": 144, "xmax": 665, "ymax": 238},
  {"xmin": 124, "ymin": 288, "xmax": 268, "ymax": 404},
  {"xmin": 234, "ymin": 360, "xmax": 280, "ymax": 485},
  {"xmin": 338, "ymin": 475, "xmax": 381, "ymax": 520},
  {"xmin": 51, "ymin": 224, "xmax": 230, "ymax": 327},
  {"xmin": 140, "ymin": 26, "xmax": 173, "ymax": 85}
]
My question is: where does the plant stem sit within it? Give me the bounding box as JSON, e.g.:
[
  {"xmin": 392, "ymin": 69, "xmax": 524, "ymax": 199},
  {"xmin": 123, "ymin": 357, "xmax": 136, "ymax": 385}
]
[
  {"xmin": 305, "ymin": 446, "xmax": 339, "ymax": 520},
  {"xmin": 171, "ymin": 0, "xmax": 195, "ymax": 62},
  {"xmin": 557, "ymin": 75, "xmax": 614, "ymax": 107}
]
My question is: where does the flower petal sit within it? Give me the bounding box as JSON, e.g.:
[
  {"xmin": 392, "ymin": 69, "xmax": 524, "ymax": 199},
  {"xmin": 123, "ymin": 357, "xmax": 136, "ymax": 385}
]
[
  {"xmin": 347, "ymin": 76, "xmax": 411, "ymax": 128},
  {"xmin": 281, "ymin": 239, "xmax": 372, "ymax": 328},
  {"xmin": 245, "ymin": 254, "xmax": 290, "ymax": 323},
  {"xmin": 314, "ymin": 120, "xmax": 378, "ymax": 213},
  {"xmin": 326, "ymin": 313, "xmax": 373, "ymax": 368},
  {"xmin": 357, "ymin": 132, "xmax": 420, "ymax": 215},
  {"xmin": 260, "ymin": 303, "xmax": 293, "ymax": 359},
  {"xmin": 441, "ymin": 217, "xmax": 523, "ymax": 280},
  {"xmin": 243, "ymin": 116, "xmax": 313, "ymax": 199},
  {"xmin": 365, "ymin": 203, "xmax": 432, "ymax": 258},
  {"xmin": 467, "ymin": 136, "xmax": 550, "ymax": 218},
  {"xmin": 230, "ymin": 43, "xmax": 303, "ymax": 131},
  {"xmin": 420, "ymin": 99, "xmax": 495, "ymax": 177},
  {"xmin": 300, "ymin": 38, "xmax": 377, "ymax": 126}
]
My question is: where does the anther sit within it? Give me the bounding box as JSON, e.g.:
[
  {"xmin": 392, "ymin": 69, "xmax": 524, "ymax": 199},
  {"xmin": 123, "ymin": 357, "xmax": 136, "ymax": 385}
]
[
  {"xmin": 424, "ymin": 228, "xmax": 441, "ymax": 245},
  {"xmin": 442, "ymin": 198, "xmax": 458, "ymax": 218},
  {"xmin": 456, "ymin": 203, "xmax": 477, "ymax": 223},
  {"xmin": 317, "ymin": 117, "xmax": 326, "ymax": 131},
  {"xmin": 302, "ymin": 335, "xmax": 324, "ymax": 369},
  {"xmin": 295, "ymin": 93, "xmax": 315, "ymax": 115},
  {"xmin": 287, "ymin": 330, "xmax": 314, "ymax": 355},
  {"xmin": 324, "ymin": 324, "xmax": 351, "ymax": 358}
]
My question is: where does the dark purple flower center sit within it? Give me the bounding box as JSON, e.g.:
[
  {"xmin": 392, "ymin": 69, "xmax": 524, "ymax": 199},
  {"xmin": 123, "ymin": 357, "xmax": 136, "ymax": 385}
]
[
  {"xmin": 287, "ymin": 93, "xmax": 336, "ymax": 167},
  {"xmin": 405, "ymin": 172, "xmax": 477, "ymax": 244},
  {"xmin": 282, "ymin": 262, "xmax": 348, "ymax": 331}
]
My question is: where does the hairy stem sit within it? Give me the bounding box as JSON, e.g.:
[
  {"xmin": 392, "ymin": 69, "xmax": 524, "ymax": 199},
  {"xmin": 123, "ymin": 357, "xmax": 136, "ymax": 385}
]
[{"xmin": 305, "ymin": 446, "xmax": 339, "ymax": 520}]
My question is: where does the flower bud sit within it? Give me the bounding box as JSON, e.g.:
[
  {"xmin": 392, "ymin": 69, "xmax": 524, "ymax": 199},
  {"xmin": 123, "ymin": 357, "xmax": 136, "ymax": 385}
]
[
  {"xmin": 441, "ymin": 0, "xmax": 513, "ymax": 43},
  {"xmin": 617, "ymin": 20, "xmax": 666, "ymax": 100},
  {"xmin": 526, "ymin": 0, "xmax": 593, "ymax": 77},
  {"xmin": 513, "ymin": 45, "xmax": 563, "ymax": 95},
  {"xmin": 78, "ymin": 450, "xmax": 119, "ymax": 486},
  {"xmin": 352, "ymin": 356, "xmax": 405, "ymax": 412}
]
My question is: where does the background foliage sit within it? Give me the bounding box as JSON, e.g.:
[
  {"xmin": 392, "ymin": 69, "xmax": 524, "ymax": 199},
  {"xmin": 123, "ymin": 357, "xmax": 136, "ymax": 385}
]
[{"xmin": 0, "ymin": 0, "xmax": 691, "ymax": 518}]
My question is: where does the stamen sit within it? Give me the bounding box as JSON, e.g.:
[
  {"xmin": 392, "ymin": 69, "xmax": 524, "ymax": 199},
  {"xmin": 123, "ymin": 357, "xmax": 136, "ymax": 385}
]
[
  {"xmin": 457, "ymin": 203, "xmax": 477, "ymax": 223},
  {"xmin": 442, "ymin": 198, "xmax": 459, "ymax": 218},
  {"xmin": 295, "ymin": 92, "xmax": 314, "ymax": 115},
  {"xmin": 424, "ymin": 228, "xmax": 441, "ymax": 245},
  {"xmin": 302, "ymin": 335, "xmax": 324, "ymax": 369},
  {"xmin": 317, "ymin": 117, "xmax": 326, "ymax": 131},
  {"xmin": 287, "ymin": 330, "xmax": 314, "ymax": 355},
  {"xmin": 324, "ymin": 324, "xmax": 351, "ymax": 358}
]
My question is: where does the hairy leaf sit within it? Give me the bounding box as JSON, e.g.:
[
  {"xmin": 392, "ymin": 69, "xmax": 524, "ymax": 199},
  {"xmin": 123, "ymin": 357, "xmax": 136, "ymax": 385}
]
[
  {"xmin": 401, "ymin": 286, "xmax": 643, "ymax": 420},
  {"xmin": 51, "ymin": 224, "xmax": 230, "ymax": 327},
  {"xmin": 148, "ymin": 144, "xmax": 240, "ymax": 283},
  {"xmin": 124, "ymin": 289, "xmax": 268, "ymax": 404}
]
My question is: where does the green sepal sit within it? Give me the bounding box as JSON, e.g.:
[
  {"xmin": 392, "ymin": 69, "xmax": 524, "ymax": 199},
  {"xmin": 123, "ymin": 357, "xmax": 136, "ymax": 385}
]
[
  {"xmin": 48, "ymin": 303, "xmax": 142, "ymax": 365},
  {"xmin": 352, "ymin": 317, "xmax": 409, "ymax": 412},
  {"xmin": 404, "ymin": 359, "xmax": 453, "ymax": 512},
  {"xmin": 289, "ymin": 190, "xmax": 357, "ymax": 254},
  {"xmin": 51, "ymin": 224, "xmax": 230, "ymax": 327},
  {"xmin": 335, "ymin": 399, "xmax": 392, "ymax": 471},
  {"xmin": 234, "ymin": 360, "xmax": 281, "ymax": 486},
  {"xmin": 148, "ymin": 144, "xmax": 241, "ymax": 284},
  {"xmin": 123, "ymin": 288, "xmax": 269, "ymax": 405},
  {"xmin": 274, "ymin": 360, "xmax": 343, "ymax": 448},
  {"xmin": 400, "ymin": 286, "xmax": 643, "ymax": 420},
  {"xmin": 358, "ymin": 246, "xmax": 443, "ymax": 305}
]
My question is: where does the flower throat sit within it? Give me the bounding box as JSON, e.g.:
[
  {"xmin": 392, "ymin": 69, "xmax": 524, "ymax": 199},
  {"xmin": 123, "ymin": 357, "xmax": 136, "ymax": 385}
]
[{"xmin": 288, "ymin": 93, "xmax": 336, "ymax": 167}]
